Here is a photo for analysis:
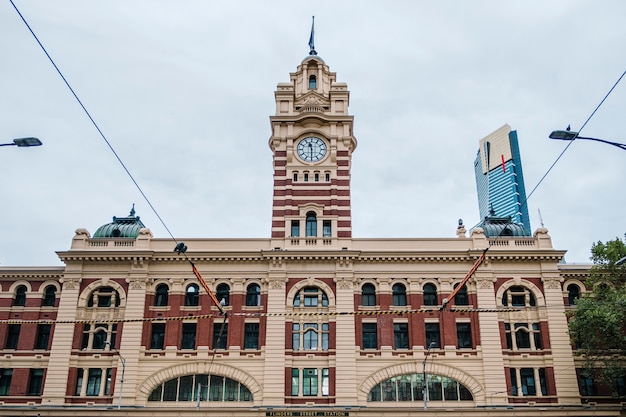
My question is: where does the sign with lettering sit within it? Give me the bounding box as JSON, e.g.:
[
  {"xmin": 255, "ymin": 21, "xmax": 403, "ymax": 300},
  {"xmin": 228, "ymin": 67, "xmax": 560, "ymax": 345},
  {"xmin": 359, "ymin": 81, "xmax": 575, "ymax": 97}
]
[{"xmin": 266, "ymin": 412, "xmax": 349, "ymax": 417}]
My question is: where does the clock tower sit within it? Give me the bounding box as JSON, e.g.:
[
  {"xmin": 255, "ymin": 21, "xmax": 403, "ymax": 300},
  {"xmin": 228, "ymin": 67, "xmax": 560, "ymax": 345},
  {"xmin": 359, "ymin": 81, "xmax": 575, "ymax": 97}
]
[{"xmin": 269, "ymin": 52, "xmax": 357, "ymax": 247}]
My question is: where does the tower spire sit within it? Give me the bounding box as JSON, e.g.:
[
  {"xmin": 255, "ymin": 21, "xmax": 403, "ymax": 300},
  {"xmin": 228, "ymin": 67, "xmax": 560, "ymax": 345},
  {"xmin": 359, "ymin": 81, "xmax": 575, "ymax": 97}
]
[{"xmin": 308, "ymin": 16, "xmax": 317, "ymax": 55}]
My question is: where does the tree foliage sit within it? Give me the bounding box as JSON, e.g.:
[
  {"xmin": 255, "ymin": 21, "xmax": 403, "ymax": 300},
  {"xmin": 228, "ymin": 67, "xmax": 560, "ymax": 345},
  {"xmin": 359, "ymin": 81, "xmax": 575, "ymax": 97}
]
[{"xmin": 567, "ymin": 235, "xmax": 626, "ymax": 389}]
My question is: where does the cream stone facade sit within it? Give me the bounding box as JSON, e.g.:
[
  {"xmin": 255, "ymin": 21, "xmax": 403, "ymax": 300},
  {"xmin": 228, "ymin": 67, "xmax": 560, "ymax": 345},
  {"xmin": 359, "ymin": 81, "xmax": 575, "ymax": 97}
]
[{"xmin": 0, "ymin": 52, "xmax": 624, "ymax": 417}]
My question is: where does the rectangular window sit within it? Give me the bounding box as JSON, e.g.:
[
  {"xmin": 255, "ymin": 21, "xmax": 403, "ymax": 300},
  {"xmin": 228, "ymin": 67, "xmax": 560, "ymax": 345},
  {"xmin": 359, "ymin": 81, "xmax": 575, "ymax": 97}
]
[
  {"xmin": 86, "ymin": 368, "xmax": 102, "ymax": 396},
  {"xmin": 244, "ymin": 323, "xmax": 259, "ymax": 349},
  {"xmin": 322, "ymin": 220, "xmax": 332, "ymax": 237},
  {"xmin": 291, "ymin": 368, "xmax": 299, "ymax": 396},
  {"xmin": 304, "ymin": 173, "xmax": 309, "ymax": 182},
  {"xmin": 5, "ymin": 324, "xmax": 20, "ymax": 349},
  {"xmin": 0, "ymin": 369, "xmax": 13, "ymax": 396},
  {"xmin": 515, "ymin": 323, "xmax": 531, "ymax": 349},
  {"xmin": 314, "ymin": 173, "xmax": 319, "ymax": 182},
  {"xmin": 533, "ymin": 323, "xmax": 542, "ymax": 349},
  {"xmin": 580, "ymin": 375, "xmax": 594, "ymax": 396},
  {"xmin": 456, "ymin": 323, "xmax": 472, "ymax": 348},
  {"xmin": 293, "ymin": 172, "xmax": 298, "ymax": 182},
  {"xmin": 362, "ymin": 322, "xmax": 378, "ymax": 349},
  {"xmin": 35, "ymin": 324, "xmax": 51, "ymax": 350},
  {"xmin": 213, "ymin": 323, "xmax": 228, "ymax": 350},
  {"xmin": 28, "ymin": 369, "xmax": 44, "ymax": 395},
  {"xmin": 181, "ymin": 323, "xmax": 197, "ymax": 350},
  {"xmin": 538, "ymin": 368, "xmax": 547, "ymax": 395},
  {"xmin": 75, "ymin": 369, "xmax": 84, "ymax": 396},
  {"xmin": 291, "ymin": 220, "xmax": 300, "ymax": 237},
  {"xmin": 322, "ymin": 368, "xmax": 329, "ymax": 396},
  {"xmin": 105, "ymin": 368, "xmax": 112, "ymax": 395},
  {"xmin": 504, "ymin": 323, "xmax": 512, "ymax": 349},
  {"xmin": 393, "ymin": 323, "xmax": 409, "ymax": 349},
  {"xmin": 425, "ymin": 323, "xmax": 440, "ymax": 348},
  {"xmin": 325, "ymin": 173, "xmax": 330, "ymax": 182},
  {"xmin": 150, "ymin": 323, "xmax": 166, "ymax": 350},
  {"xmin": 292, "ymin": 323, "xmax": 300, "ymax": 350},
  {"xmin": 510, "ymin": 368, "xmax": 518, "ymax": 396},
  {"xmin": 322, "ymin": 323, "xmax": 329, "ymax": 351},
  {"xmin": 303, "ymin": 368, "xmax": 318, "ymax": 396},
  {"xmin": 520, "ymin": 368, "xmax": 536, "ymax": 396}
]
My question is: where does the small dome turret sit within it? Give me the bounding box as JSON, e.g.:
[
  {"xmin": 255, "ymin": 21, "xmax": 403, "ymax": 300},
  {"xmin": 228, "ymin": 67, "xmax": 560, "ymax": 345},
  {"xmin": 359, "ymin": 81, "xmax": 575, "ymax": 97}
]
[{"xmin": 93, "ymin": 205, "xmax": 146, "ymax": 239}]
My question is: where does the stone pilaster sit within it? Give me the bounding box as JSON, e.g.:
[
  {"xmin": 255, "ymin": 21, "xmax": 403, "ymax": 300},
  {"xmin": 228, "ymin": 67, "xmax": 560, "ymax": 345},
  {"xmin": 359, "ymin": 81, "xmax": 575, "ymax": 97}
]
[
  {"xmin": 261, "ymin": 272, "xmax": 287, "ymax": 405},
  {"xmin": 333, "ymin": 273, "xmax": 357, "ymax": 405}
]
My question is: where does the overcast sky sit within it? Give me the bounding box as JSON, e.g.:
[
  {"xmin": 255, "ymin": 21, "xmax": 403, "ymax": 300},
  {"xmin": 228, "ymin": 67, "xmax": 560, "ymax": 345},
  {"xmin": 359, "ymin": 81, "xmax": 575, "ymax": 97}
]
[{"xmin": 1, "ymin": 1, "xmax": 625, "ymax": 266}]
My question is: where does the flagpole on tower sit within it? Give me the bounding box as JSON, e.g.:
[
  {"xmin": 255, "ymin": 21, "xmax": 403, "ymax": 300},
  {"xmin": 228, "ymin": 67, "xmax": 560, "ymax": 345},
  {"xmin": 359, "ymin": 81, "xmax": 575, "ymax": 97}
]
[{"xmin": 308, "ymin": 16, "xmax": 317, "ymax": 55}]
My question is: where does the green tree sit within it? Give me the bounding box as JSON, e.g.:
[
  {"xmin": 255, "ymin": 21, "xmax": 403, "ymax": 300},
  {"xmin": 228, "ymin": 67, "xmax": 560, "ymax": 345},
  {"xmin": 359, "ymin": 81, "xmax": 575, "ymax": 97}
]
[{"xmin": 568, "ymin": 235, "xmax": 626, "ymax": 392}]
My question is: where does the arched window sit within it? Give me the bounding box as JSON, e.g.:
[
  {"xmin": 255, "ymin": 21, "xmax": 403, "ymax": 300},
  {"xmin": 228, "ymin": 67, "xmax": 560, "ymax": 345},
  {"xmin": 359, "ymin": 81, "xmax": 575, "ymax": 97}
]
[
  {"xmin": 217, "ymin": 284, "xmax": 230, "ymax": 306},
  {"xmin": 454, "ymin": 283, "xmax": 469, "ymax": 306},
  {"xmin": 502, "ymin": 285, "xmax": 536, "ymax": 307},
  {"xmin": 87, "ymin": 286, "xmax": 120, "ymax": 308},
  {"xmin": 392, "ymin": 283, "xmax": 407, "ymax": 306},
  {"xmin": 42, "ymin": 285, "xmax": 56, "ymax": 307},
  {"xmin": 368, "ymin": 373, "xmax": 473, "ymax": 402},
  {"xmin": 423, "ymin": 284, "xmax": 438, "ymax": 306},
  {"xmin": 361, "ymin": 283, "xmax": 376, "ymax": 306},
  {"xmin": 246, "ymin": 284, "xmax": 261, "ymax": 306},
  {"xmin": 305, "ymin": 211, "xmax": 317, "ymax": 237},
  {"xmin": 567, "ymin": 284, "xmax": 580, "ymax": 306},
  {"xmin": 293, "ymin": 286, "xmax": 328, "ymax": 307},
  {"xmin": 185, "ymin": 284, "xmax": 199, "ymax": 307},
  {"xmin": 13, "ymin": 285, "xmax": 27, "ymax": 306},
  {"xmin": 148, "ymin": 373, "xmax": 253, "ymax": 402},
  {"xmin": 309, "ymin": 75, "xmax": 317, "ymax": 89},
  {"xmin": 155, "ymin": 284, "xmax": 169, "ymax": 307}
]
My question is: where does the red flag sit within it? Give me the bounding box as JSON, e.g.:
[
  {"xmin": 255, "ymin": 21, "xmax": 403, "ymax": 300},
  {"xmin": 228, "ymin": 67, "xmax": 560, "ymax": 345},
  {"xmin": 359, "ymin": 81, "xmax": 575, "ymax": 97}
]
[{"xmin": 501, "ymin": 155, "xmax": 506, "ymax": 173}]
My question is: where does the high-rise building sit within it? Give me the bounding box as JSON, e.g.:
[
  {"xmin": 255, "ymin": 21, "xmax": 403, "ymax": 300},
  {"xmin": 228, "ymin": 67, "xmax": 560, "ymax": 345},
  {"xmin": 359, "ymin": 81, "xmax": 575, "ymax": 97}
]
[
  {"xmin": 474, "ymin": 124, "xmax": 531, "ymax": 234},
  {"xmin": 0, "ymin": 44, "xmax": 622, "ymax": 417}
]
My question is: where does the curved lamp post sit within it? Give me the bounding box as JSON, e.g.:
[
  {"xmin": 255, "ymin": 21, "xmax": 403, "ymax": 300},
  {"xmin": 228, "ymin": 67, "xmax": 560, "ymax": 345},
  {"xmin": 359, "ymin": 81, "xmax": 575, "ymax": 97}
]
[
  {"xmin": 105, "ymin": 342, "xmax": 125, "ymax": 409},
  {"xmin": 422, "ymin": 341, "xmax": 437, "ymax": 411},
  {"xmin": 549, "ymin": 130, "xmax": 626, "ymax": 151},
  {"xmin": 0, "ymin": 137, "xmax": 42, "ymax": 147}
]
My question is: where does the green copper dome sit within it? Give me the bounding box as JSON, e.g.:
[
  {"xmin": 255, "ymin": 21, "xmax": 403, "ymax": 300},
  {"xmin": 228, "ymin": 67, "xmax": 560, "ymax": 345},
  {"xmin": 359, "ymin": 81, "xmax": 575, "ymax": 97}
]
[
  {"xmin": 475, "ymin": 214, "xmax": 531, "ymax": 238},
  {"xmin": 93, "ymin": 205, "xmax": 146, "ymax": 239}
]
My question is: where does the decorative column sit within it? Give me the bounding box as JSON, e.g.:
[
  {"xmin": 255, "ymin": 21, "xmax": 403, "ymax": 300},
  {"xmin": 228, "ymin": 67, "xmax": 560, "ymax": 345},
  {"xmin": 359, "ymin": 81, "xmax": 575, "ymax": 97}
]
[
  {"xmin": 333, "ymin": 271, "xmax": 357, "ymax": 405},
  {"xmin": 41, "ymin": 275, "xmax": 82, "ymax": 404},
  {"xmin": 261, "ymin": 260, "xmax": 287, "ymax": 406},
  {"xmin": 541, "ymin": 274, "xmax": 580, "ymax": 405}
]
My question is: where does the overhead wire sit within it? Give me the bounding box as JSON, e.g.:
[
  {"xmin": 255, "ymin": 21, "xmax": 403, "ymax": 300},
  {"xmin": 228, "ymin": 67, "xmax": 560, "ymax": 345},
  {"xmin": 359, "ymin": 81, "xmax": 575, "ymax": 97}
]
[{"xmin": 9, "ymin": 0, "xmax": 225, "ymax": 316}]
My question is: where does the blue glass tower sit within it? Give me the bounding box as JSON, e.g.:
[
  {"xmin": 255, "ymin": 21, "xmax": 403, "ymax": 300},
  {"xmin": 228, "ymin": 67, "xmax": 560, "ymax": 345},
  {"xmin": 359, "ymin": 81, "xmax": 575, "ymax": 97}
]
[{"xmin": 474, "ymin": 124, "xmax": 531, "ymax": 234}]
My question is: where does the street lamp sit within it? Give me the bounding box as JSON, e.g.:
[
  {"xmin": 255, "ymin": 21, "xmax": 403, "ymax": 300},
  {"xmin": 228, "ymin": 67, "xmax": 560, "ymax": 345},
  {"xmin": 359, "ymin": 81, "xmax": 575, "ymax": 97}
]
[
  {"xmin": 422, "ymin": 341, "xmax": 437, "ymax": 411},
  {"xmin": 105, "ymin": 342, "xmax": 125, "ymax": 409},
  {"xmin": 0, "ymin": 137, "xmax": 42, "ymax": 147},
  {"xmin": 549, "ymin": 130, "xmax": 626, "ymax": 151}
]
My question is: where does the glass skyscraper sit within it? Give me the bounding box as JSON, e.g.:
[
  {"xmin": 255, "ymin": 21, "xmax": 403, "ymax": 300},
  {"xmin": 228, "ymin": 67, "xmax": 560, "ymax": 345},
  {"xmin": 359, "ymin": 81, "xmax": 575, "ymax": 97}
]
[{"xmin": 474, "ymin": 124, "xmax": 531, "ymax": 233}]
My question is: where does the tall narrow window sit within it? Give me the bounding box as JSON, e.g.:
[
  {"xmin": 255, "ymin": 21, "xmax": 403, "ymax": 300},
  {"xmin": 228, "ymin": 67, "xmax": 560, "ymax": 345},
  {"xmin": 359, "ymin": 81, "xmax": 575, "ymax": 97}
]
[
  {"xmin": 305, "ymin": 211, "xmax": 317, "ymax": 237},
  {"xmin": 86, "ymin": 368, "xmax": 102, "ymax": 396},
  {"xmin": 393, "ymin": 323, "xmax": 409, "ymax": 349},
  {"xmin": 520, "ymin": 368, "xmax": 536, "ymax": 396},
  {"xmin": 185, "ymin": 284, "xmax": 199, "ymax": 306},
  {"xmin": 150, "ymin": 323, "xmax": 166, "ymax": 349},
  {"xmin": 42, "ymin": 285, "xmax": 56, "ymax": 306},
  {"xmin": 246, "ymin": 284, "xmax": 261, "ymax": 306},
  {"xmin": 0, "ymin": 369, "xmax": 13, "ymax": 395},
  {"xmin": 213, "ymin": 323, "xmax": 228, "ymax": 350},
  {"xmin": 243, "ymin": 323, "xmax": 259, "ymax": 349},
  {"xmin": 361, "ymin": 283, "xmax": 376, "ymax": 306},
  {"xmin": 423, "ymin": 284, "xmax": 438, "ymax": 306},
  {"xmin": 322, "ymin": 220, "xmax": 332, "ymax": 237},
  {"xmin": 28, "ymin": 369, "xmax": 44, "ymax": 396},
  {"xmin": 362, "ymin": 323, "xmax": 378, "ymax": 349},
  {"xmin": 456, "ymin": 323, "xmax": 472, "ymax": 348},
  {"xmin": 216, "ymin": 284, "xmax": 230, "ymax": 306},
  {"xmin": 454, "ymin": 284, "xmax": 469, "ymax": 306},
  {"xmin": 392, "ymin": 283, "xmax": 407, "ymax": 306},
  {"xmin": 155, "ymin": 284, "xmax": 169, "ymax": 306},
  {"xmin": 325, "ymin": 172, "xmax": 330, "ymax": 182},
  {"xmin": 303, "ymin": 368, "xmax": 318, "ymax": 396},
  {"xmin": 291, "ymin": 220, "xmax": 300, "ymax": 237},
  {"xmin": 304, "ymin": 173, "xmax": 309, "ymax": 182},
  {"xmin": 5, "ymin": 324, "xmax": 20, "ymax": 349},
  {"xmin": 293, "ymin": 172, "xmax": 298, "ymax": 182},
  {"xmin": 13, "ymin": 285, "xmax": 27, "ymax": 306},
  {"xmin": 181, "ymin": 323, "xmax": 197, "ymax": 349},
  {"xmin": 291, "ymin": 369, "xmax": 300, "ymax": 396},
  {"xmin": 35, "ymin": 324, "xmax": 51, "ymax": 350},
  {"xmin": 309, "ymin": 75, "xmax": 317, "ymax": 89},
  {"xmin": 567, "ymin": 284, "xmax": 580, "ymax": 306},
  {"xmin": 425, "ymin": 323, "xmax": 441, "ymax": 348}
]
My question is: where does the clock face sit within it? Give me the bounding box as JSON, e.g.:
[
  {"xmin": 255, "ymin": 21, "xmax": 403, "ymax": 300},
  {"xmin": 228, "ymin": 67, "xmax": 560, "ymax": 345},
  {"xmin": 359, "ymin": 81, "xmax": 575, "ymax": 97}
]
[{"xmin": 297, "ymin": 137, "xmax": 327, "ymax": 162}]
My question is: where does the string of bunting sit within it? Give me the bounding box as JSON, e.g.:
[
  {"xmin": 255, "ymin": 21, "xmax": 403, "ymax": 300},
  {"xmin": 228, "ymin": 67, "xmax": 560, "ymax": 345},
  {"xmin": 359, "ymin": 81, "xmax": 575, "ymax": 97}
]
[{"xmin": 0, "ymin": 306, "xmax": 522, "ymax": 325}]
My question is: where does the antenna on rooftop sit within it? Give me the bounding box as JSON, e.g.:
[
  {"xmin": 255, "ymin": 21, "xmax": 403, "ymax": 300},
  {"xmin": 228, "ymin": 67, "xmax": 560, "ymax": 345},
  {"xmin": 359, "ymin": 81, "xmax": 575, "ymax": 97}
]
[{"xmin": 538, "ymin": 208, "xmax": 545, "ymax": 228}]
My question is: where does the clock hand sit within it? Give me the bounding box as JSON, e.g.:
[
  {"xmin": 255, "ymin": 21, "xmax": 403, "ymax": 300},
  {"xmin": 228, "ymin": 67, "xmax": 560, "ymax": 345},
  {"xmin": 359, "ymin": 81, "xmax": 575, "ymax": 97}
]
[{"xmin": 308, "ymin": 143, "xmax": 313, "ymax": 160}]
